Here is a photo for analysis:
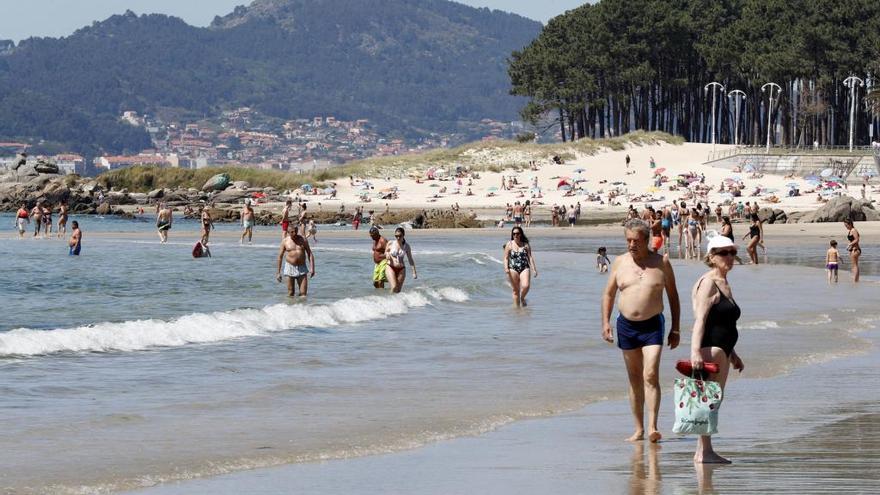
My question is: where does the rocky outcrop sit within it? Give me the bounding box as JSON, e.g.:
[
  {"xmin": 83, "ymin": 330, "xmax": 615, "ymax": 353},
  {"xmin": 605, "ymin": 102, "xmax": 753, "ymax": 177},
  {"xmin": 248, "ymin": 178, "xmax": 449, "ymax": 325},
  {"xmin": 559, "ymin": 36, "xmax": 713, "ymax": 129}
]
[{"xmin": 791, "ymin": 196, "xmax": 878, "ymax": 223}]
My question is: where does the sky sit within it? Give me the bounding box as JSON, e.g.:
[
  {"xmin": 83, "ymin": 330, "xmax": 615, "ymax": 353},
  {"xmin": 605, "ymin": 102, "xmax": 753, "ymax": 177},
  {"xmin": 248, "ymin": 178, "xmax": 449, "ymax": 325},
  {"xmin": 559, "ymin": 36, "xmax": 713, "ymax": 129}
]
[{"xmin": 1, "ymin": 0, "xmax": 586, "ymax": 43}]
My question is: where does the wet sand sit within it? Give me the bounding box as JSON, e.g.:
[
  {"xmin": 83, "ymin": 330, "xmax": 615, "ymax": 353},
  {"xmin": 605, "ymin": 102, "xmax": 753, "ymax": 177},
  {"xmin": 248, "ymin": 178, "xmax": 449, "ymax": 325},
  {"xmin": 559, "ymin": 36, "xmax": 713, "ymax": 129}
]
[{"xmin": 128, "ymin": 292, "xmax": 880, "ymax": 494}]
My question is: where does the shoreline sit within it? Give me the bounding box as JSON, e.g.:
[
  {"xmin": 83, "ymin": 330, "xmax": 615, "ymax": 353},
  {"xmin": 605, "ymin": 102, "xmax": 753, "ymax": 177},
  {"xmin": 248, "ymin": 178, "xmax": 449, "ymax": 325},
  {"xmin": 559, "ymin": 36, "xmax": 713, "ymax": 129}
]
[{"xmin": 128, "ymin": 324, "xmax": 880, "ymax": 494}]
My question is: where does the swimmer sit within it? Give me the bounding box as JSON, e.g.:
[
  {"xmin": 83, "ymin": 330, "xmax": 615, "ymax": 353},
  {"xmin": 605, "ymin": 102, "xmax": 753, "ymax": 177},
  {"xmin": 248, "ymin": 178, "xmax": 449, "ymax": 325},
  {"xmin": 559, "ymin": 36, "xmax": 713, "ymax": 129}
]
[
  {"xmin": 385, "ymin": 227, "xmax": 417, "ymax": 293},
  {"xmin": 826, "ymin": 240, "xmax": 839, "ymax": 283},
  {"xmin": 503, "ymin": 227, "xmax": 538, "ymax": 307},
  {"xmin": 601, "ymin": 219, "xmax": 681, "ymax": 443},
  {"xmin": 200, "ymin": 207, "xmax": 214, "ymax": 245},
  {"xmin": 276, "ymin": 222, "xmax": 315, "ymax": 297},
  {"xmin": 305, "ymin": 218, "xmax": 318, "ymax": 244}
]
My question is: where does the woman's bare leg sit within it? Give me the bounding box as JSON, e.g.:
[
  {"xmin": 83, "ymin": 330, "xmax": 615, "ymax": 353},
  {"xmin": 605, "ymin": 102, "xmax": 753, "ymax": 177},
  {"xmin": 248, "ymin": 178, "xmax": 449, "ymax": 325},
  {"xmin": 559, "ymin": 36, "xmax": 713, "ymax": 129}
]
[
  {"xmin": 518, "ymin": 269, "xmax": 531, "ymax": 306},
  {"xmin": 694, "ymin": 347, "xmax": 732, "ymax": 464}
]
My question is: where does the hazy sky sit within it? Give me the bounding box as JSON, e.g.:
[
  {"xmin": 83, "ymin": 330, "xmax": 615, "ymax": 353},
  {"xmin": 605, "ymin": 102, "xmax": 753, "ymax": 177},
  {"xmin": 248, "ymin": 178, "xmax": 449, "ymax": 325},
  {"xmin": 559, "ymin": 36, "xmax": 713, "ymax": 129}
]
[{"xmin": 1, "ymin": 1, "xmax": 586, "ymax": 43}]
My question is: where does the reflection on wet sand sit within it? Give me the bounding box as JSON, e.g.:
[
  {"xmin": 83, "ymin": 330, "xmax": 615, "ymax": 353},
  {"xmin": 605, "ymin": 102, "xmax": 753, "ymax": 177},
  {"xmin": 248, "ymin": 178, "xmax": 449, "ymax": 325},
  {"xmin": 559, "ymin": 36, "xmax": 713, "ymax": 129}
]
[
  {"xmin": 629, "ymin": 442, "xmax": 662, "ymax": 495},
  {"xmin": 694, "ymin": 461, "xmax": 722, "ymax": 495}
]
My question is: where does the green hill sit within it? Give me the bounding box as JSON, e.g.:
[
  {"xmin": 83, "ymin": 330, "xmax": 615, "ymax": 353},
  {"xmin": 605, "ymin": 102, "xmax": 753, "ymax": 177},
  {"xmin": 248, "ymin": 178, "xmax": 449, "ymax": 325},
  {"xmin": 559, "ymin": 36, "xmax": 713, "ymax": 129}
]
[{"xmin": 0, "ymin": 0, "xmax": 541, "ymax": 156}]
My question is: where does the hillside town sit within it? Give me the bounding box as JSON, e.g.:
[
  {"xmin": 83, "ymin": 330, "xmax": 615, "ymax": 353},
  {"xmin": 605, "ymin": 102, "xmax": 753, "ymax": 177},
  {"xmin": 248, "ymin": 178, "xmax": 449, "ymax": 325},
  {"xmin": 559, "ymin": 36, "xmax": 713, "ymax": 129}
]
[{"xmin": 0, "ymin": 108, "xmax": 527, "ymax": 176}]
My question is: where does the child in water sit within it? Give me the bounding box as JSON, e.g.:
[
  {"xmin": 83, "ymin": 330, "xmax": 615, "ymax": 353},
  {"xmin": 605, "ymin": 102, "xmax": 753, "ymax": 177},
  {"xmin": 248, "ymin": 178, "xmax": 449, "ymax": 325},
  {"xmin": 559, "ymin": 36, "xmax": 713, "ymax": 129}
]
[
  {"xmin": 596, "ymin": 247, "xmax": 611, "ymax": 273},
  {"xmin": 826, "ymin": 240, "xmax": 840, "ymax": 283}
]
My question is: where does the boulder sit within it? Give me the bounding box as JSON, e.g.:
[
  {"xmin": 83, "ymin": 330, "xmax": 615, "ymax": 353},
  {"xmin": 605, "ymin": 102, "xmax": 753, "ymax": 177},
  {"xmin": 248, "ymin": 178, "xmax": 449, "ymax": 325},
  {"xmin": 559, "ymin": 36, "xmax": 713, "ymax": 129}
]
[
  {"xmin": 34, "ymin": 160, "xmax": 59, "ymax": 174},
  {"xmin": 211, "ymin": 188, "xmax": 250, "ymax": 204},
  {"xmin": 15, "ymin": 164, "xmax": 39, "ymax": 177},
  {"xmin": 202, "ymin": 173, "xmax": 231, "ymax": 192},
  {"xmin": 96, "ymin": 202, "xmax": 112, "ymax": 215},
  {"xmin": 231, "ymin": 181, "xmax": 250, "ymax": 190},
  {"xmin": 148, "ymin": 188, "xmax": 165, "ymax": 199}
]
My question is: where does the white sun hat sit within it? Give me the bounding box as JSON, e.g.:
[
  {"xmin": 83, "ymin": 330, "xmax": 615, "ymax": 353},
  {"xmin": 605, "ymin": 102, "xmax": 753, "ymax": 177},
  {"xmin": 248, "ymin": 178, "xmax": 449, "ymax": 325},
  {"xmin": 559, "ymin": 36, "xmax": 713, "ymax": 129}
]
[{"xmin": 706, "ymin": 231, "xmax": 736, "ymax": 251}]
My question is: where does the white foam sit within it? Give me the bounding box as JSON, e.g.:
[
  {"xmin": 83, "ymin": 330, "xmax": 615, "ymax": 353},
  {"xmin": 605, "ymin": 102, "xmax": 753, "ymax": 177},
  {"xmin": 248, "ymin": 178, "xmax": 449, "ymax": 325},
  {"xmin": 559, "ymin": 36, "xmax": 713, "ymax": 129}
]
[
  {"xmin": 0, "ymin": 289, "xmax": 468, "ymax": 357},
  {"xmin": 741, "ymin": 320, "xmax": 780, "ymax": 330}
]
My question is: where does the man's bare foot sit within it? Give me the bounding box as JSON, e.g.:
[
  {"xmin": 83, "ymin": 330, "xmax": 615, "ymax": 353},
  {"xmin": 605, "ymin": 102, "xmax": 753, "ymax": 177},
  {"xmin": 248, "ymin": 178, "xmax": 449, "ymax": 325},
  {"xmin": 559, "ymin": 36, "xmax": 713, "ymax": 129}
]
[
  {"xmin": 520, "ymin": 298, "xmax": 527, "ymax": 307},
  {"xmin": 626, "ymin": 431, "xmax": 645, "ymax": 442},
  {"xmin": 694, "ymin": 452, "xmax": 731, "ymax": 464},
  {"xmin": 648, "ymin": 431, "xmax": 662, "ymax": 443}
]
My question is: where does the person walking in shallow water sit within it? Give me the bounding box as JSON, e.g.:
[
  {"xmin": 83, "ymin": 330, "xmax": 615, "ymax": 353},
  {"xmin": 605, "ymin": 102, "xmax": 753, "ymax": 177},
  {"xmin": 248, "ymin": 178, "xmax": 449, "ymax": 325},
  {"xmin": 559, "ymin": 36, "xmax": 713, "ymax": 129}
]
[
  {"xmin": 689, "ymin": 235, "xmax": 744, "ymax": 464},
  {"xmin": 503, "ymin": 227, "xmax": 538, "ymax": 307},
  {"xmin": 156, "ymin": 203, "xmax": 172, "ymax": 243},
  {"xmin": 385, "ymin": 227, "xmax": 417, "ymax": 293},
  {"xmin": 241, "ymin": 201, "xmax": 255, "ymax": 244},
  {"xmin": 601, "ymin": 219, "xmax": 680, "ymax": 443},
  {"xmin": 68, "ymin": 221, "xmax": 82, "ymax": 256},
  {"xmin": 276, "ymin": 222, "xmax": 315, "ymax": 297}
]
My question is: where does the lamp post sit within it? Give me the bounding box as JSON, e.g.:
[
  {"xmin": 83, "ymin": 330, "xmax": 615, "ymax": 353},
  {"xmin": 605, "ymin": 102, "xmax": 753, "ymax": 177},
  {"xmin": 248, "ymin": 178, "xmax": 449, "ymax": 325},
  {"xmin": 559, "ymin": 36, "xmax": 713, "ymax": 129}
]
[
  {"xmin": 728, "ymin": 90, "xmax": 746, "ymax": 146},
  {"xmin": 705, "ymin": 82, "xmax": 725, "ymax": 153},
  {"xmin": 843, "ymin": 76, "xmax": 864, "ymax": 152},
  {"xmin": 761, "ymin": 83, "xmax": 781, "ymax": 154}
]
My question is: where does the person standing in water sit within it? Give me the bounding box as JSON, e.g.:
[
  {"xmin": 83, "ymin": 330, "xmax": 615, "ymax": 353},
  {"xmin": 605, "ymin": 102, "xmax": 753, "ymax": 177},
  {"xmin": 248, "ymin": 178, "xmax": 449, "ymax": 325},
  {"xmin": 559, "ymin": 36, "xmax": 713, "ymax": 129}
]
[
  {"xmin": 742, "ymin": 214, "xmax": 761, "ymax": 264},
  {"xmin": 156, "ymin": 203, "xmax": 173, "ymax": 243},
  {"xmin": 68, "ymin": 221, "xmax": 82, "ymax": 256},
  {"xmin": 844, "ymin": 219, "xmax": 860, "ymax": 282},
  {"xmin": 385, "ymin": 227, "xmax": 417, "ymax": 293},
  {"xmin": 369, "ymin": 226, "xmax": 388, "ymax": 288},
  {"xmin": 280, "ymin": 200, "xmax": 293, "ymax": 238},
  {"xmin": 503, "ymin": 226, "xmax": 538, "ymax": 307},
  {"xmin": 276, "ymin": 222, "xmax": 315, "ymax": 297},
  {"xmin": 240, "ymin": 201, "xmax": 255, "ymax": 244},
  {"xmin": 57, "ymin": 201, "xmax": 69, "ymax": 238},
  {"xmin": 601, "ymin": 219, "xmax": 681, "ymax": 443},
  {"xmin": 200, "ymin": 207, "xmax": 214, "ymax": 246},
  {"xmin": 826, "ymin": 240, "xmax": 840, "ymax": 283},
  {"xmin": 30, "ymin": 202, "xmax": 43, "ymax": 237},
  {"xmin": 689, "ymin": 235, "xmax": 745, "ymax": 464},
  {"xmin": 15, "ymin": 202, "xmax": 29, "ymax": 238}
]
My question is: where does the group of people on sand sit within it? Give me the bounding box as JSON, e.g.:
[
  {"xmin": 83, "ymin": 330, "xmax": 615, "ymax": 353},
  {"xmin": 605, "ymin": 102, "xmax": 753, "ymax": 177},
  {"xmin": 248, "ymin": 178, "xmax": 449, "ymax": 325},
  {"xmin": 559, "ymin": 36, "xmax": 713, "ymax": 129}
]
[{"xmin": 14, "ymin": 201, "xmax": 69, "ymax": 239}]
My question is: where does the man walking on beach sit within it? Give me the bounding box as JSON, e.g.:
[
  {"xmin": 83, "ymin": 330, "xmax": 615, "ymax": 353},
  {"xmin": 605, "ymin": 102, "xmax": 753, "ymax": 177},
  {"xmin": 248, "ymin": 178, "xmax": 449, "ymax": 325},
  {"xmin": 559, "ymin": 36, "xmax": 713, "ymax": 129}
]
[
  {"xmin": 370, "ymin": 226, "xmax": 388, "ymax": 288},
  {"xmin": 276, "ymin": 222, "xmax": 315, "ymax": 297},
  {"xmin": 601, "ymin": 219, "xmax": 680, "ymax": 443},
  {"xmin": 156, "ymin": 203, "xmax": 172, "ymax": 243}
]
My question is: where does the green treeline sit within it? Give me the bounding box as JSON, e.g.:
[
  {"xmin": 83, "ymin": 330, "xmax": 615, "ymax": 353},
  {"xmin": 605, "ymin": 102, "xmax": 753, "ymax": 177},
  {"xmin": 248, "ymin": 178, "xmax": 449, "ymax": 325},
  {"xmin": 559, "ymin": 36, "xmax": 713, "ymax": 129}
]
[{"xmin": 509, "ymin": 0, "xmax": 880, "ymax": 146}]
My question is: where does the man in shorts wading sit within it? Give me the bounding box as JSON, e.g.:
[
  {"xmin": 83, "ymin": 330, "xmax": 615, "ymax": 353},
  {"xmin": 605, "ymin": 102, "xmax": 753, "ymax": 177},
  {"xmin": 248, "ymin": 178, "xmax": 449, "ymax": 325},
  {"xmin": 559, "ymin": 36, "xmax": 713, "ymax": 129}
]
[
  {"xmin": 601, "ymin": 219, "xmax": 680, "ymax": 443},
  {"xmin": 369, "ymin": 226, "xmax": 388, "ymax": 288},
  {"xmin": 276, "ymin": 222, "xmax": 315, "ymax": 297}
]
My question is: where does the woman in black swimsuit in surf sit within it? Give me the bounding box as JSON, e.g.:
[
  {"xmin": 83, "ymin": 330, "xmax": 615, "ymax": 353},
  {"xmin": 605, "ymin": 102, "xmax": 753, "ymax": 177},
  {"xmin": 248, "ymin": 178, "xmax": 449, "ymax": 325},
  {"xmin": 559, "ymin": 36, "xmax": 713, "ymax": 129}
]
[
  {"xmin": 689, "ymin": 235, "xmax": 745, "ymax": 464},
  {"xmin": 844, "ymin": 219, "xmax": 860, "ymax": 282},
  {"xmin": 742, "ymin": 214, "xmax": 761, "ymax": 264},
  {"xmin": 503, "ymin": 227, "xmax": 538, "ymax": 307}
]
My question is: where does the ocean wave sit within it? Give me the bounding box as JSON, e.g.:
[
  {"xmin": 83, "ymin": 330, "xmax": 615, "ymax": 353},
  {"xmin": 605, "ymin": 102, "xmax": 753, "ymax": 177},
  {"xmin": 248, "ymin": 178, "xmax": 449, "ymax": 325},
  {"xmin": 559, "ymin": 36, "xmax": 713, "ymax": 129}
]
[
  {"xmin": 741, "ymin": 320, "xmax": 780, "ymax": 330},
  {"xmin": 0, "ymin": 288, "xmax": 469, "ymax": 357}
]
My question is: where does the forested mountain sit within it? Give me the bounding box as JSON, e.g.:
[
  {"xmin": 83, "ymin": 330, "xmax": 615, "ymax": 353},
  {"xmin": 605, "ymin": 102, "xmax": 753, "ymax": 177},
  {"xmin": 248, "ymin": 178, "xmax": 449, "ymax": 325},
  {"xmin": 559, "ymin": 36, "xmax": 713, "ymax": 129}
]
[
  {"xmin": 509, "ymin": 0, "xmax": 880, "ymax": 147},
  {"xmin": 0, "ymin": 0, "xmax": 541, "ymax": 156}
]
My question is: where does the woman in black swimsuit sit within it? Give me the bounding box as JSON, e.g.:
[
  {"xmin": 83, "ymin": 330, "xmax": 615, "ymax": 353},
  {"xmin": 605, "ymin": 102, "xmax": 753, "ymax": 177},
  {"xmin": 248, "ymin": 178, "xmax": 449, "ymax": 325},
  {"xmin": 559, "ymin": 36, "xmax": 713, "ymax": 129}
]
[
  {"xmin": 844, "ymin": 219, "xmax": 861, "ymax": 282},
  {"xmin": 503, "ymin": 227, "xmax": 537, "ymax": 307},
  {"xmin": 689, "ymin": 235, "xmax": 745, "ymax": 464},
  {"xmin": 741, "ymin": 214, "xmax": 761, "ymax": 264}
]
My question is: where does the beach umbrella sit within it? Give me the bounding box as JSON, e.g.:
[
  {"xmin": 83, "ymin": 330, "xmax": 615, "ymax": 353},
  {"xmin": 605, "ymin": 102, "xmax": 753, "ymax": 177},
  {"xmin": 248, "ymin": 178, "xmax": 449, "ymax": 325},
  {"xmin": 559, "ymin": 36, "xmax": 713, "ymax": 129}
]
[
  {"xmin": 820, "ymin": 168, "xmax": 833, "ymax": 178},
  {"xmin": 825, "ymin": 181, "xmax": 841, "ymax": 188},
  {"xmin": 653, "ymin": 167, "xmax": 666, "ymax": 175},
  {"xmin": 557, "ymin": 179, "xmax": 571, "ymax": 188},
  {"xmin": 743, "ymin": 164, "xmax": 756, "ymax": 173},
  {"xmin": 786, "ymin": 182, "xmax": 799, "ymax": 187},
  {"xmin": 558, "ymin": 184, "xmax": 572, "ymax": 191},
  {"xmin": 301, "ymin": 184, "xmax": 312, "ymax": 191},
  {"xmin": 435, "ymin": 168, "xmax": 447, "ymax": 176},
  {"xmin": 574, "ymin": 168, "xmax": 586, "ymax": 173},
  {"xmin": 487, "ymin": 186, "xmax": 498, "ymax": 191}
]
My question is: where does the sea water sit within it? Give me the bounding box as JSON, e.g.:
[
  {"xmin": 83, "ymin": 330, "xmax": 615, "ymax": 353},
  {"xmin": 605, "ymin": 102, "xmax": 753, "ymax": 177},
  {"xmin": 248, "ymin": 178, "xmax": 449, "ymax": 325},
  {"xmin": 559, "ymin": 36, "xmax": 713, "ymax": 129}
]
[{"xmin": 0, "ymin": 214, "xmax": 877, "ymax": 493}]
